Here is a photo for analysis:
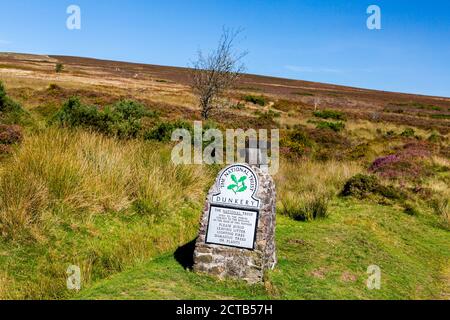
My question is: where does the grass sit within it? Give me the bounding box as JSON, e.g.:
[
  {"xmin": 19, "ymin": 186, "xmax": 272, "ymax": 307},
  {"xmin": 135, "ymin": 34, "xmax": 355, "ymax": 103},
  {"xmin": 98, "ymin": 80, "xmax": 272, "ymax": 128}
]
[
  {"xmin": 76, "ymin": 200, "xmax": 450, "ymax": 300},
  {"xmin": 0, "ymin": 127, "xmax": 209, "ymax": 299}
]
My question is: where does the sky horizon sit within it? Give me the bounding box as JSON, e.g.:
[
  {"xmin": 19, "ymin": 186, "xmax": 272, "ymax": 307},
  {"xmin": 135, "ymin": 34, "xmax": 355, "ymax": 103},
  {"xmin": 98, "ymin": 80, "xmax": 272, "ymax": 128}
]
[{"xmin": 1, "ymin": 0, "xmax": 449, "ymax": 98}]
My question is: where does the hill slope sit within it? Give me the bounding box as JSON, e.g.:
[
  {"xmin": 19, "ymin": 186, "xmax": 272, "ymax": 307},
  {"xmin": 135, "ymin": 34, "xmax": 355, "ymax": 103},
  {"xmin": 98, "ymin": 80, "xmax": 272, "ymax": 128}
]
[
  {"xmin": 0, "ymin": 52, "xmax": 449, "ymax": 300},
  {"xmin": 78, "ymin": 203, "xmax": 449, "ymax": 300}
]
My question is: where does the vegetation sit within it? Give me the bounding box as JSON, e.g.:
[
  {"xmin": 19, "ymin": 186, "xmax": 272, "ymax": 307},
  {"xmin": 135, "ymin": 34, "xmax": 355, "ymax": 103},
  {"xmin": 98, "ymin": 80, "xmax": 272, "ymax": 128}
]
[
  {"xmin": 53, "ymin": 97, "xmax": 157, "ymax": 139},
  {"xmin": 0, "ymin": 81, "xmax": 27, "ymax": 124},
  {"xmin": 431, "ymin": 114, "xmax": 450, "ymax": 120},
  {"xmin": 313, "ymin": 109, "xmax": 346, "ymax": 121},
  {"xmin": 315, "ymin": 120, "xmax": 346, "ymax": 132},
  {"xmin": 144, "ymin": 120, "xmax": 193, "ymax": 142},
  {"xmin": 190, "ymin": 28, "xmax": 247, "ymax": 119},
  {"xmin": 401, "ymin": 128, "xmax": 416, "ymax": 138},
  {"xmin": 0, "ymin": 128, "xmax": 208, "ymax": 298},
  {"xmin": 76, "ymin": 202, "xmax": 450, "ymax": 300},
  {"xmin": 55, "ymin": 63, "xmax": 64, "ymax": 73},
  {"xmin": 341, "ymin": 174, "xmax": 404, "ymax": 202},
  {"xmin": 0, "ymin": 57, "xmax": 449, "ymax": 301},
  {"xmin": 243, "ymin": 95, "xmax": 267, "ymax": 106}
]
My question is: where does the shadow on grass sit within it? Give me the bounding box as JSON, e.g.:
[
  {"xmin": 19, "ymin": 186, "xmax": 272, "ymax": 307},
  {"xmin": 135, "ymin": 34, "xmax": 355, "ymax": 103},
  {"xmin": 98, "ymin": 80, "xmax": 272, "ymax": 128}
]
[{"xmin": 174, "ymin": 238, "xmax": 197, "ymax": 270}]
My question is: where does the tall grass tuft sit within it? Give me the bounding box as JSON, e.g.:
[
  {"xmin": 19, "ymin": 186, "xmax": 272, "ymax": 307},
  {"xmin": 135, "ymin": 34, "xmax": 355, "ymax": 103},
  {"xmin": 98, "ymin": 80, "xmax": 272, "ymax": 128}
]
[
  {"xmin": 0, "ymin": 127, "xmax": 207, "ymax": 242},
  {"xmin": 431, "ymin": 198, "xmax": 449, "ymax": 230},
  {"xmin": 276, "ymin": 160, "xmax": 362, "ymax": 221}
]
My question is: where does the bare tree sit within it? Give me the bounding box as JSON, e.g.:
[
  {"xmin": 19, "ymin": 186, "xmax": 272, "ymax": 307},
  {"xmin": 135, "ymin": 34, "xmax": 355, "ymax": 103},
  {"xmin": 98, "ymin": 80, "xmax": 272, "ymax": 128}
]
[{"xmin": 190, "ymin": 28, "xmax": 247, "ymax": 119}]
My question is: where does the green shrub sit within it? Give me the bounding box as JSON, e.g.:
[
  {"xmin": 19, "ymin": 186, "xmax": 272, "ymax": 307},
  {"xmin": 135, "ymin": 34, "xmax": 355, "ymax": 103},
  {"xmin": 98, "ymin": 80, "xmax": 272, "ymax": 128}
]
[
  {"xmin": 55, "ymin": 63, "xmax": 64, "ymax": 73},
  {"xmin": 53, "ymin": 97, "xmax": 154, "ymax": 139},
  {"xmin": 281, "ymin": 128, "xmax": 314, "ymax": 157},
  {"xmin": 315, "ymin": 121, "xmax": 345, "ymax": 132},
  {"xmin": 401, "ymin": 128, "xmax": 415, "ymax": 138},
  {"xmin": 341, "ymin": 174, "xmax": 379, "ymax": 199},
  {"xmin": 144, "ymin": 120, "xmax": 193, "ymax": 142},
  {"xmin": 0, "ymin": 81, "xmax": 27, "ymax": 124},
  {"xmin": 341, "ymin": 174, "xmax": 404, "ymax": 201},
  {"xmin": 243, "ymin": 95, "xmax": 267, "ymax": 106},
  {"xmin": 313, "ymin": 109, "xmax": 346, "ymax": 121},
  {"xmin": 428, "ymin": 131, "xmax": 442, "ymax": 143}
]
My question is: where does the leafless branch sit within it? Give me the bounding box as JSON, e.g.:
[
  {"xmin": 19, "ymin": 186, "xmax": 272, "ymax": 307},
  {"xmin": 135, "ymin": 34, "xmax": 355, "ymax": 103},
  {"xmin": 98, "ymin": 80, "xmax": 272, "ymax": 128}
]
[{"xmin": 190, "ymin": 28, "xmax": 248, "ymax": 119}]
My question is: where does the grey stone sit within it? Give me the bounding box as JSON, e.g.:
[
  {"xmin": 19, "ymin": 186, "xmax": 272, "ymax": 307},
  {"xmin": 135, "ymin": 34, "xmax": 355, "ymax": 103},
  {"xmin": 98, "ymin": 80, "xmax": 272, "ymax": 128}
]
[{"xmin": 193, "ymin": 165, "xmax": 277, "ymax": 284}]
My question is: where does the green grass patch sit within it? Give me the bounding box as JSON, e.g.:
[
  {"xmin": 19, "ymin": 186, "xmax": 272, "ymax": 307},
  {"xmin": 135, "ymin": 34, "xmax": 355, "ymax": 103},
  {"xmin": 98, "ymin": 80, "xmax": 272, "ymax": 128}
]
[{"xmin": 76, "ymin": 199, "xmax": 450, "ymax": 300}]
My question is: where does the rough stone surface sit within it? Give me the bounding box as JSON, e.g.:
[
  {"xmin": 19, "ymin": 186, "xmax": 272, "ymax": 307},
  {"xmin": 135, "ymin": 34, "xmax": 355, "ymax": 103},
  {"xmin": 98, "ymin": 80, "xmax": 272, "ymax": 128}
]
[{"xmin": 193, "ymin": 165, "xmax": 276, "ymax": 284}]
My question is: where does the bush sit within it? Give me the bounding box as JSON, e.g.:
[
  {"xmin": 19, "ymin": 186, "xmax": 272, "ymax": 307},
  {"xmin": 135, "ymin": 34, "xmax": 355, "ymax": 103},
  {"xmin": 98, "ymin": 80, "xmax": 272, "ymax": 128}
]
[
  {"xmin": 369, "ymin": 142, "xmax": 433, "ymax": 182},
  {"xmin": 0, "ymin": 82, "xmax": 23, "ymax": 114},
  {"xmin": 243, "ymin": 95, "xmax": 267, "ymax": 106},
  {"xmin": 53, "ymin": 98, "xmax": 154, "ymax": 139},
  {"xmin": 401, "ymin": 128, "xmax": 415, "ymax": 138},
  {"xmin": 341, "ymin": 174, "xmax": 404, "ymax": 200},
  {"xmin": 342, "ymin": 174, "xmax": 379, "ymax": 199},
  {"xmin": 55, "ymin": 63, "xmax": 64, "ymax": 73},
  {"xmin": 427, "ymin": 131, "xmax": 442, "ymax": 143},
  {"xmin": 281, "ymin": 128, "xmax": 314, "ymax": 157},
  {"xmin": 0, "ymin": 81, "xmax": 27, "ymax": 124},
  {"xmin": 315, "ymin": 121, "xmax": 345, "ymax": 132},
  {"xmin": 313, "ymin": 109, "xmax": 346, "ymax": 121},
  {"xmin": 144, "ymin": 120, "xmax": 193, "ymax": 142}
]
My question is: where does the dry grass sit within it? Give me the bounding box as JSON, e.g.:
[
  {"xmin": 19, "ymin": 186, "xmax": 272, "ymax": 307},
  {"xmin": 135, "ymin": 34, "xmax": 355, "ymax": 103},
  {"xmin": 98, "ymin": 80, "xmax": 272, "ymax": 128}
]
[
  {"xmin": 0, "ymin": 126, "xmax": 212, "ymax": 299},
  {"xmin": 0, "ymin": 127, "xmax": 207, "ymax": 242},
  {"xmin": 275, "ymin": 159, "xmax": 363, "ymax": 219}
]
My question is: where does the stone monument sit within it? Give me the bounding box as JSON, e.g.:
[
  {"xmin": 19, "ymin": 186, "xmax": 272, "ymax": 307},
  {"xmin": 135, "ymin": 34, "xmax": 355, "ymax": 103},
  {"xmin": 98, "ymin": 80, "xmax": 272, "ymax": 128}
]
[{"xmin": 193, "ymin": 163, "xmax": 276, "ymax": 283}]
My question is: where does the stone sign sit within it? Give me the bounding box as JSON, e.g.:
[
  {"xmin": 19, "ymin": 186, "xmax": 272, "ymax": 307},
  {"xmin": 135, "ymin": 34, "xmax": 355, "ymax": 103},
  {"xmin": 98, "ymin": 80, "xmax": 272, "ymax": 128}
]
[{"xmin": 193, "ymin": 164, "xmax": 276, "ymax": 283}]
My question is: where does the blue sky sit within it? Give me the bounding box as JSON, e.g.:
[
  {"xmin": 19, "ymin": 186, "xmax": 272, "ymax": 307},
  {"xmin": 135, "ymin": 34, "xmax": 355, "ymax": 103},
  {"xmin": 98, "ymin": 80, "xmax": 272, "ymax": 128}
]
[{"xmin": 0, "ymin": 0, "xmax": 449, "ymax": 97}]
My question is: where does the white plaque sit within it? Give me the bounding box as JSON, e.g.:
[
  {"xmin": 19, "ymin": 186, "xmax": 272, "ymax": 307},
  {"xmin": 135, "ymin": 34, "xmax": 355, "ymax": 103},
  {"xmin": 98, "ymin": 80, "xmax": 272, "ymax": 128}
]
[
  {"xmin": 212, "ymin": 164, "xmax": 260, "ymax": 210},
  {"xmin": 206, "ymin": 206, "xmax": 258, "ymax": 250}
]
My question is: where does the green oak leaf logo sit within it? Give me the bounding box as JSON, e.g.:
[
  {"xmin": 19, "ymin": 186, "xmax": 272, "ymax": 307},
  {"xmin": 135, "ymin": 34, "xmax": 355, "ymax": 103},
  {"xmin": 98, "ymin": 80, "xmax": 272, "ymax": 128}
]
[{"xmin": 227, "ymin": 174, "xmax": 248, "ymax": 194}]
